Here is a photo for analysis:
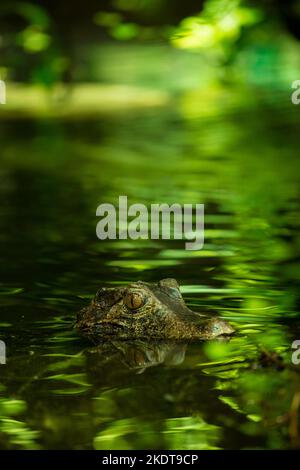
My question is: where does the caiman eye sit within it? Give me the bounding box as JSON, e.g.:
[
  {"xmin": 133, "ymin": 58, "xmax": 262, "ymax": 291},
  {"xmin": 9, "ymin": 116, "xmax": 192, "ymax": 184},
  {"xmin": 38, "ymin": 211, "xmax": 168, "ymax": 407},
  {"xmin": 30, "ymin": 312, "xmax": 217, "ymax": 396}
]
[{"xmin": 124, "ymin": 291, "xmax": 144, "ymax": 310}]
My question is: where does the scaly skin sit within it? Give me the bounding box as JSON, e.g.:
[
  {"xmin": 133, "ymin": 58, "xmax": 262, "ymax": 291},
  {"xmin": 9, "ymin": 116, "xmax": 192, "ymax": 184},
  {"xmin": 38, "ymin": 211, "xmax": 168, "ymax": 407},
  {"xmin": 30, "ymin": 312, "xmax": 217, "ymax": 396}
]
[{"xmin": 76, "ymin": 278, "xmax": 234, "ymax": 342}]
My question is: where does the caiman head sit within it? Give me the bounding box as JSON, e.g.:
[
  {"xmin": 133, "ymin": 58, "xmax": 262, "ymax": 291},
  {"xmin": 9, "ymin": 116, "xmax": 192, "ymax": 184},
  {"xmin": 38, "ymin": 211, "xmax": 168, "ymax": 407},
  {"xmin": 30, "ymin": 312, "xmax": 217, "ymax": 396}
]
[{"xmin": 76, "ymin": 278, "xmax": 234, "ymax": 342}]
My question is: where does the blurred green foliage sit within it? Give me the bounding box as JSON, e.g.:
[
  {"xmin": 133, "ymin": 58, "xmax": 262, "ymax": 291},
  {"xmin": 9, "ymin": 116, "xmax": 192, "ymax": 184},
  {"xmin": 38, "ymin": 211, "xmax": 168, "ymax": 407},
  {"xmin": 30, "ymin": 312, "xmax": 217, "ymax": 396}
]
[
  {"xmin": 0, "ymin": 0, "xmax": 300, "ymax": 86},
  {"xmin": 0, "ymin": 2, "xmax": 68, "ymax": 85},
  {"xmin": 172, "ymin": 0, "xmax": 263, "ymax": 65}
]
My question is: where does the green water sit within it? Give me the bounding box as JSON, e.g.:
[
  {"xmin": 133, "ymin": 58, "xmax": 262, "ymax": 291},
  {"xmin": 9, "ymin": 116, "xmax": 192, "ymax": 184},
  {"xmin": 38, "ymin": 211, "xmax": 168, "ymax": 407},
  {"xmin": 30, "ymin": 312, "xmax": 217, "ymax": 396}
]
[{"xmin": 0, "ymin": 85, "xmax": 300, "ymax": 449}]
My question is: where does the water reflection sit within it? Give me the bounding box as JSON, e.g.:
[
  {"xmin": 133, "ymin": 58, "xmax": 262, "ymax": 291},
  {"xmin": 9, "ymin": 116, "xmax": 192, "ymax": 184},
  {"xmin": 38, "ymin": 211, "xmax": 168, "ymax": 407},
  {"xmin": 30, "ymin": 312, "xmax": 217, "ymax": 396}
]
[{"xmin": 86, "ymin": 341, "xmax": 187, "ymax": 374}]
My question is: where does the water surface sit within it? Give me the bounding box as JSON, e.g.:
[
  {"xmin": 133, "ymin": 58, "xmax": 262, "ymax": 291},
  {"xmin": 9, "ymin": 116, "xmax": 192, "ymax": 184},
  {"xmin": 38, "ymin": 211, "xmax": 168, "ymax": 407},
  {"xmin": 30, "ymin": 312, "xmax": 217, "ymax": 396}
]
[{"xmin": 0, "ymin": 85, "xmax": 300, "ymax": 449}]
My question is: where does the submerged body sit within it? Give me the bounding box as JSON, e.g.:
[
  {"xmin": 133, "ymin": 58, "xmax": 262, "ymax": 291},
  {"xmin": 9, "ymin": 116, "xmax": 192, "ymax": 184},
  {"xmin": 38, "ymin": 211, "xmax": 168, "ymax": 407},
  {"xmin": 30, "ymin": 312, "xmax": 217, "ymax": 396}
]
[{"xmin": 76, "ymin": 278, "xmax": 234, "ymax": 342}]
